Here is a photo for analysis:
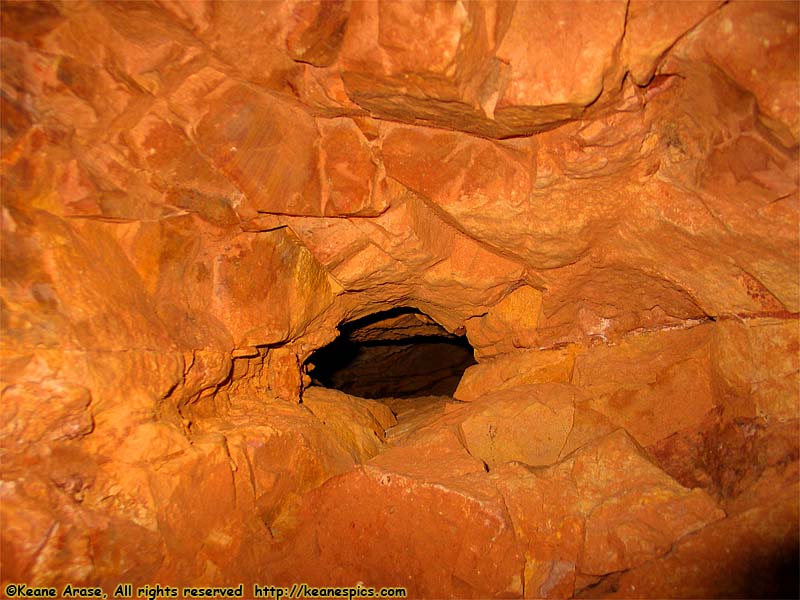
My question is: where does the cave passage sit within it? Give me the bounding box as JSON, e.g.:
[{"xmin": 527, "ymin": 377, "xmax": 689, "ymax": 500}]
[{"xmin": 305, "ymin": 308, "xmax": 476, "ymax": 399}]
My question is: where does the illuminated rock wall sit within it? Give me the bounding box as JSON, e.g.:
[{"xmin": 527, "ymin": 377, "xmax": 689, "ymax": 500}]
[{"xmin": 1, "ymin": 1, "xmax": 797, "ymax": 597}]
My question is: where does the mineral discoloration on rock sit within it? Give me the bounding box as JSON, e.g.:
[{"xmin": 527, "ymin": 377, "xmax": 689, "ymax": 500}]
[{"xmin": 1, "ymin": 0, "xmax": 798, "ymax": 597}]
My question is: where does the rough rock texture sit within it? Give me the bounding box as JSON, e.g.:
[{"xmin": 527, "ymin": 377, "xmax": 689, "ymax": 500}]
[{"xmin": 1, "ymin": 1, "xmax": 798, "ymax": 598}]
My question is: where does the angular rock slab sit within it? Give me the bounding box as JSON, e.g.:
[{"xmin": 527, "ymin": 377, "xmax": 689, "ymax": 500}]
[
  {"xmin": 495, "ymin": 429, "xmax": 725, "ymax": 598},
  {"xmin": 459, "ymin": 383, "xmax": 579, "ymax": 468},
  {"xmin": 273, "ymin": 427, "xmax": 523, "ymax": 598}
]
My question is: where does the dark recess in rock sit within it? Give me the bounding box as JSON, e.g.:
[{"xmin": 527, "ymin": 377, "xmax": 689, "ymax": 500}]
[{"xmin": 305, "ymin": 307, "xmax": 476, "ymax": 399}]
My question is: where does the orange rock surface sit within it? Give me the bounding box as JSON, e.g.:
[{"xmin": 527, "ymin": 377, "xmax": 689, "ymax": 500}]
[{"xmin": 1, "ymin": 1, "xmax": 798, "ymax": 598}]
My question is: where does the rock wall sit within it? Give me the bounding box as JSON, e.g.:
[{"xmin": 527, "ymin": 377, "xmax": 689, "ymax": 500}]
[{"xmin": 1, "ymin": 1, "xmax": 798, "ymax": 597}]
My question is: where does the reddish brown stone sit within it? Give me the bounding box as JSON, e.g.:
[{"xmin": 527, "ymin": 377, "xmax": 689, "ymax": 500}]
[
  {"xmin": 1, "ymin": 0, "xmax": 797, "ymax": 595},
  {"xmin": 581, "ymin": 483, "xmax": 799, "ymax": 599}
]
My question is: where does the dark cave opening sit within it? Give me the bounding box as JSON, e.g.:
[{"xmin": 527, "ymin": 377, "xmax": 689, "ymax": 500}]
[{"xmin": 305, "ymin": 308, "xmax": 477, "ymax": 399}]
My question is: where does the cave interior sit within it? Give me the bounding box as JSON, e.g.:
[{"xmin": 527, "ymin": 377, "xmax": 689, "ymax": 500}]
[{"xmin": 1, "ymin": 0, "xmax": 799, "ymax": 598}]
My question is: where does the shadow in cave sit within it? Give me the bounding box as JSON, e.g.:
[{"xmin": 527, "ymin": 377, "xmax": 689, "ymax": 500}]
[
  {"xmin": 738, "ymin": 539, "xmax": 800, "ymax": 599},
  {"xmin": 305, "ymin": 307, "xmax": 476, "ymax": 399}
]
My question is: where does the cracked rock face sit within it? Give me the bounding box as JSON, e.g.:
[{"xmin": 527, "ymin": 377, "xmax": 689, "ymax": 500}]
[{"xmin": 1, "ymin": 1, "xmax": 798, "ymax": 597}]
